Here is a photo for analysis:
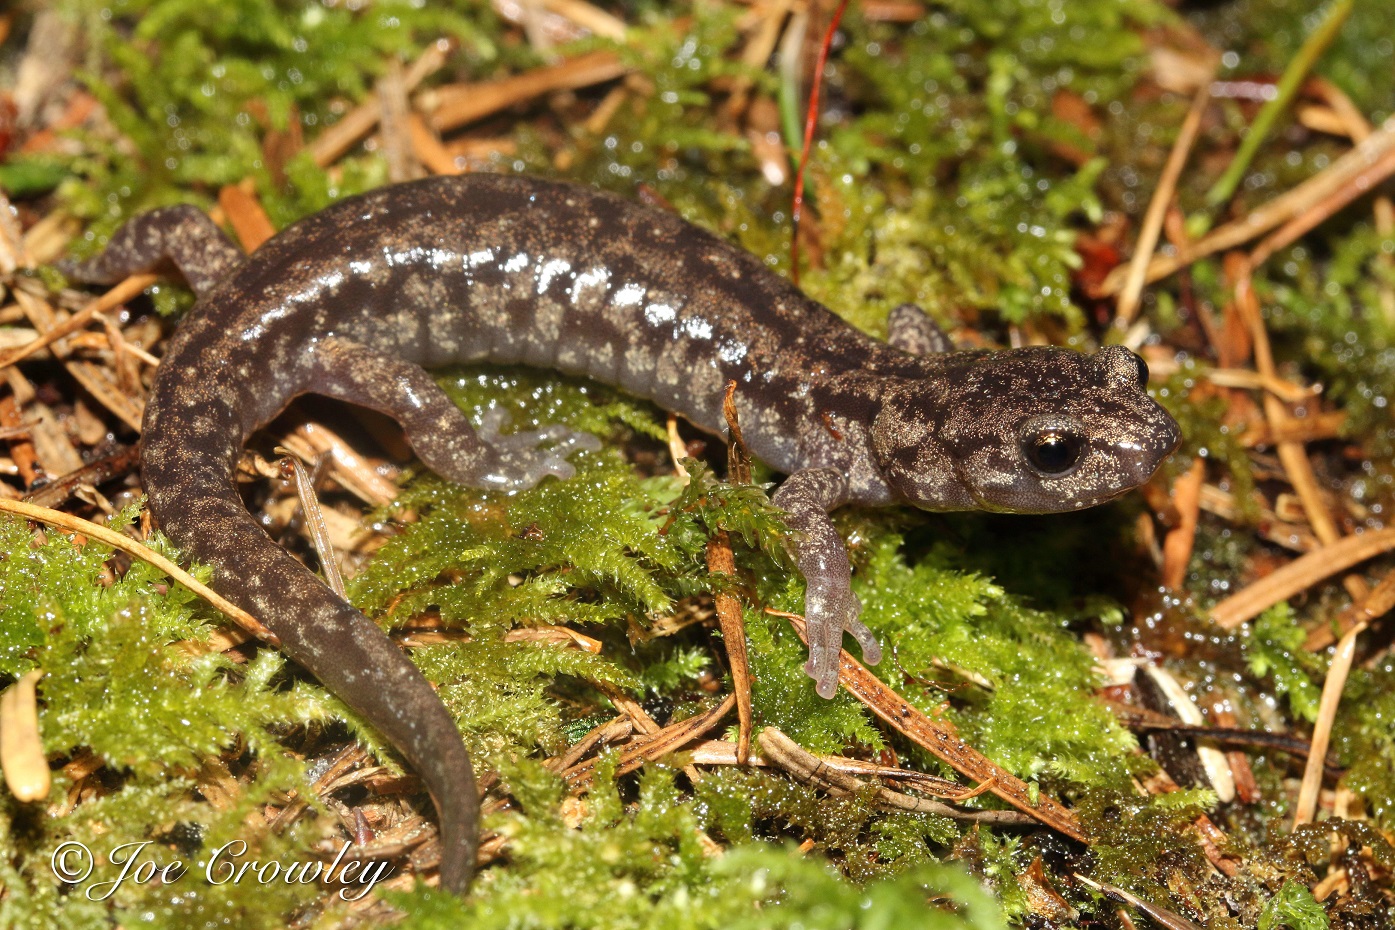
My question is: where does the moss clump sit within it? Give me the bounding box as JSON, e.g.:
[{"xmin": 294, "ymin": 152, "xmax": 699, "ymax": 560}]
[
  {"xmin": 1332, "ymin": 658, "xmax": 1395, "ymax": 833},
  {"xmin": 344, "ymin": 367, "xmax": 793, "ymax": 754},
  {"xmin": 526, "ymin": 1, "xmax": 1154, "ymax": 336},
  {"xmin": 384, "ymin": 761, "xmax": 1006, "ymax": 930},
  {"xmin": 0, "ymin": 507, "xmax": 345, "ymax": 930},
  {"xmin": 1244, "ymin": 604, "xmax": 1325, "ymax": 724},
  {"xmin": 1076, "ymin": 787, "xmax": 1219, "ymax": 910}
]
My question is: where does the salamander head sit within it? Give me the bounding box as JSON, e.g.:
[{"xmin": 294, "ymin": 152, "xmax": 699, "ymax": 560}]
[{"xmin": 872, "ymin": 346, "xmax": 1181, "ymax": 513}]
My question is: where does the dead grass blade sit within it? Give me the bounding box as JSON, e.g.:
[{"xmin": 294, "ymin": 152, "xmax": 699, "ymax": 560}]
[
  {"xmin": 1233, "ymin": 269, "xmax": 1368, "ymax": 602},
  {"xmin": 278, "ymin": 451, "xmax": 345, "ymax": 598},
  {"xmin": 1073, "ymin": 874, "xmax": 1206, "ymax": 930},
  {"xmin": 1305, "ymin": 564, "xmax": 1395, "ymax": 650},
  {"xmin": 11, "ymin": 288, "xmax": 145, "ymax": 431},
  {"xmin": 306, "ymin": 39, "xmax": 451, "ymax": 167},
  {"xmin": 0, "ymin": 274, "xmax": 158, "ymax": 372},
  {"xmin": 563, "ymin": 693, "xmax": 736, "ymax": 786},
  {"xmin": 1292, "ymin": 617, "xmax": 1364, "ymax": 829},
  {"xmin": 1113, "ymin": 78, "xmax": 1212, "ymax": 326}
]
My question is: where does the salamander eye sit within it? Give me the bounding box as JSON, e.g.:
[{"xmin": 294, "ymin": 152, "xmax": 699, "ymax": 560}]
[
  {"xmin": 1025, "ymin": 430, "xmax": 1082, "ymax": 476},
  {"xmin": 1131, "ymin": 352, "xmax": 1149, "ymax": 388}
]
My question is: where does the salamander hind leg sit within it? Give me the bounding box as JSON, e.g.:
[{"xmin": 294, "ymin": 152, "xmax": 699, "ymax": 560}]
[
  {"xmin": 773, "ymin": 468, "xmax": 884, "ymax": 699},
  {"xmin": 310, "ymin": 340, "xmax": 599, "ymax": 490},
  {"xmin": 62, "ymin": 204, "xmax": 243, "ymax": 298}
]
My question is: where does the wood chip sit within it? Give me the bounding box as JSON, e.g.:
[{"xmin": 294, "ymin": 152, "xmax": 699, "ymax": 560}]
[
  {"xmin": 217, "ymin": 183, "xmax": 276, "ymax": 252},
  {"xmin": 21, "ymin": 397, "xmax": 84, "ymax": 477},
  {"xmin": 1161, "ymin": 458, "xmax": 1205, "ymax": 590},
  {"xmin": 0, "ymin": 670, "xmax": 49, "ymax": 802},
  {"xmin": 0, "ymin": 390, "xmax": 39, "ymax": 486},
  {"xmin": 1140, "ymin": 665, "xmax": 1235, "ymax": 804}
]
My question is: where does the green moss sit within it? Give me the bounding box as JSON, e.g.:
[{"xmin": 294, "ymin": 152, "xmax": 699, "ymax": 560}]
[
  {"xmin": 1189, "ymin": 0, "xmax": 1395, "ymax": 122},
  {"xmin": 13, "ymin": 0, "xmax": 1394, "ymax": 922},
  {"xmin": 1257, "ymin": 880, "xmax": 1330, "ymax": 930},
  {"xmin": 344, "ymin": 366, "xmax": 806, "ymax": 764},
  {"xmin": 44, "ymin": 0, "xmax": 497, "ymax": 243},
  {"xmin": 1152, "ymin": 358, "xmax": 1259, "ymax": 504},
  {"xmin": 1261, "ymin": 227, "xmax": 1395, "ymax": 458},
  {"xmin": 803, "ymin": 3, "xmax": 1149, "ymax": 327},
  {"xmin": 1244, "ymin": 605, "xmax": 1324, "ymax": 724},
  {"xmin": 1332, "ymin": 658, "xmax": 1395, "ymax": 832},
  {"xmin": 1078, "ymin": 787, "xmax": 1219, "ymax": 907},
  {"xmin": 848, "ymin": 532, "xmax": 1139, "ymax": 789},
  {"xmin": 535, "ymin": 0, "xmax": 1159, "ymax": 337},
  {"xmin": 0, "ymin": 508, "xmax": 346, "ymax": 929},
  {"xmin": 386, "ymin": 761, "xmax": 1003, "ymax": 930}
]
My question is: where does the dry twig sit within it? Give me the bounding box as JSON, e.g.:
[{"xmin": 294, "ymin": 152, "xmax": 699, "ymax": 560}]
[
  {"xmin": 1210, "ymin": 528, "xmax": 1395, "ymax": 629},
  {"xmin": 757, "ymin": 727, "xmax": 1036, "ymax": 825},
  {"xmin": 1292, "ymin": 617, "xmax": 1364, "ymax": 829},
  {"xmin": 429, "ymin": 51, "xmax": 628, "ymax": 134},
  {"xmin": 776, "ymin": 610, "xmax": 1087, "ymax": 842}
]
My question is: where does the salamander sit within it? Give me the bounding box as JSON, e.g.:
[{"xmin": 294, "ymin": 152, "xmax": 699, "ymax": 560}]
[{"xmin": 69, "ymin": 173, "xmax": 1180, "ymax": 892}]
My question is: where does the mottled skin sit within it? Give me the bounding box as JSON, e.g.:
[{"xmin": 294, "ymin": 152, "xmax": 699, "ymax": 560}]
[{"xmin": 72, "ymin": 173, "xmax": 1180, "ymax": 893}]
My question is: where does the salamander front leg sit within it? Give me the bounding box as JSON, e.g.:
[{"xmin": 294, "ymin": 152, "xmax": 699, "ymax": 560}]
[
  {"xmin": 773, "ymin": 467, "xmax": 883, "ymax": 698},
  {"xmin": 310, "ymin": 339, "xmax": 599, "ymax": 489},
  {"xmin": 62, "ymin": 205, "xmax": 244, "ymax": 298}
]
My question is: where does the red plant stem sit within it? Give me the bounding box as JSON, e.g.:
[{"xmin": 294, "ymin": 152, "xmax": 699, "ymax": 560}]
[{"xmin": 790, "ymin": 0, "xmax": 850, "ymax": 285}]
